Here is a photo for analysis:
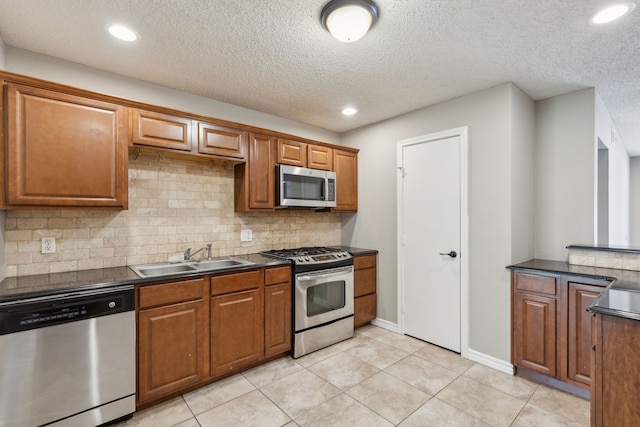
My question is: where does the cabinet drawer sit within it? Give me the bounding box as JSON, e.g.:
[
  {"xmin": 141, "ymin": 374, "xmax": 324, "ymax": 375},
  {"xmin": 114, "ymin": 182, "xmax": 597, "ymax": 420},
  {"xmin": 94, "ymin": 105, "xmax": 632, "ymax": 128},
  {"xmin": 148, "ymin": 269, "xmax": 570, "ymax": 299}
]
[
  {"xmin": 139, "ymin": 277, "xmax": 207, "ymax": 309},
  {"xmin": 211, "ymin": 269, "xmax": 263, "ymax": 296},
  {"xmin": 265, "ymin": 266, "xmax": 291, "ymax": 286},
  {"xmin": 514, "ymin": 272, "xmax": 557, "ymax": 296},
  {"xmin": 354, "ymin": 267, "xmax": 376, "ymax": 297},
  {"xmin": 354, "ymin": 254, "xmax": 376, "ymax": 270}
]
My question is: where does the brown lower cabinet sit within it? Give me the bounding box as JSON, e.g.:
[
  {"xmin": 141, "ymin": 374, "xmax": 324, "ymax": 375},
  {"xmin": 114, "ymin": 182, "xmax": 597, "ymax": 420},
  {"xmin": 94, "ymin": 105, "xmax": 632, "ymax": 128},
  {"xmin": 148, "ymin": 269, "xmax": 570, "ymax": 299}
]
[
  {"xmin": 136, "ymin": 266, "xmax": 291, "ymax": 408},
  {"xmin": 591, "ymin": 313, "xmax": 640, "ymax": 426},
  {"xmin": 354, "ymin": 253, "xmax": 377, "ymax": 328},
  {"xmin": 137, "ymin": 277, "xmax": 209, "ymax": 406},
  {"xmin": 511, "ymin": 269, "xmax": 608, "ymax": 391}
]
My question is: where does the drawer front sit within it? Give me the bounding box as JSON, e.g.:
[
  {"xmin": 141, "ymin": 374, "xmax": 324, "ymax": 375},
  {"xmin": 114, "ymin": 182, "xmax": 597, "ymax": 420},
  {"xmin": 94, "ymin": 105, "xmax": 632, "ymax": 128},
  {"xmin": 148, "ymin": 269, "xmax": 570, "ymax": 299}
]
[
  {"xmin": 265, "ymin": 266, "xmax": 291, "ymax": 286},
  {"xmin": 211, "ymin": 269, "xmax": 263, "ymax": 296},
  {"xmin": 354, "ymin": 267, "xmax": 376, "ymax": 297},
  {"xmin": 514, "ymin": 272, "xmax": 557, "ymax": 296},
  {"xmin": 139, "ymin": 277, "xmax": 207, "ymax": 309},
  {"xmin": 354, "ymin": 254, "xmax": 376, "ymax": 270}
]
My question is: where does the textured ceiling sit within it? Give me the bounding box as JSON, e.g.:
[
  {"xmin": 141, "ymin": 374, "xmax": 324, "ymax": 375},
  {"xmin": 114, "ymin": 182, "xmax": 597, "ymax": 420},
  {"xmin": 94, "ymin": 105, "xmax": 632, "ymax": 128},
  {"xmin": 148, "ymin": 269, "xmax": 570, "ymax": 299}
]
[{"xmin": 0, "ymin": 0, "xmax": 639, "ymax": 154}]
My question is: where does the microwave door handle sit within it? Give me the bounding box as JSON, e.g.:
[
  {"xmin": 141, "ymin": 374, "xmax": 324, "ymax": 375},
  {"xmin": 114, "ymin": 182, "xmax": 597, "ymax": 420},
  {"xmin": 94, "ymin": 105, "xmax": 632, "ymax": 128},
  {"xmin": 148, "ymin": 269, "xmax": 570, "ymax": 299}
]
[{"xmin": 321, "ymin": 179, "xmax": 325, "ymax": 201}]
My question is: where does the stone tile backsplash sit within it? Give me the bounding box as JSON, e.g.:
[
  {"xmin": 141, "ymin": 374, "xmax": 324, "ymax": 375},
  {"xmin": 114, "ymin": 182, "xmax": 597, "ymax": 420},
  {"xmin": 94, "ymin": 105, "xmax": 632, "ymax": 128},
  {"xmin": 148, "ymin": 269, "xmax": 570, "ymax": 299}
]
[
  {"xmin": 4, "ymin": 153, "xmax": 342, "ymax": 277},
  {"xmin": 568, "ymin": 248, "xmax": 640, "ymax": 271}
]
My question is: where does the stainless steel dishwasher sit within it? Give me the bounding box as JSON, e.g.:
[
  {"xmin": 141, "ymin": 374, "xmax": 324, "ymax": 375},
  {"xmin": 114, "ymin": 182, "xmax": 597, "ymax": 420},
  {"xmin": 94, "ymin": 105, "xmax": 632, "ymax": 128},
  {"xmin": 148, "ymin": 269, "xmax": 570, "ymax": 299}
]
[{"xmin": 0, "ymin": 285, "xmax": 135, "ymax": 427}]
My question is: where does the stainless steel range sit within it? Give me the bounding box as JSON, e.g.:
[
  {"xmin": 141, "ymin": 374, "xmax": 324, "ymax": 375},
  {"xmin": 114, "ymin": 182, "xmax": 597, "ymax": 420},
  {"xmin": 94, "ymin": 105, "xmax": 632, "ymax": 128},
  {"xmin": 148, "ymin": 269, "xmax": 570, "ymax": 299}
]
[{"xmin": 261, "ymin": 247, "xmax": 354, "ymax": 358}]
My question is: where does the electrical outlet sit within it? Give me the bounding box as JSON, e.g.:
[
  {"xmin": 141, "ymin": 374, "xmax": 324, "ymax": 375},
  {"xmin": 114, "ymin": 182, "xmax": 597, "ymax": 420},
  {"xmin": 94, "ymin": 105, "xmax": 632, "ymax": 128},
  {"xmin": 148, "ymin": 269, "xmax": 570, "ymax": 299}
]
[
  {"xmin": 240, "ymin": 229, "xmax": 253, "ymax": 242},
  {"xmin": 41, "ymin": 237, "xmax": 56, "ymax": 254}
]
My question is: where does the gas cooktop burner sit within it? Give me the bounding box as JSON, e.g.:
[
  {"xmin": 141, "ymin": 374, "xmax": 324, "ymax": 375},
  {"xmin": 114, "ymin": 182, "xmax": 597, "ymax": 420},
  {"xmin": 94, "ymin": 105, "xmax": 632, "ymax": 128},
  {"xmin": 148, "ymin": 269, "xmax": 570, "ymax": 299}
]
[{"xmin": 261, "ymin": 246, "xmax": 352, "ymax": 265}]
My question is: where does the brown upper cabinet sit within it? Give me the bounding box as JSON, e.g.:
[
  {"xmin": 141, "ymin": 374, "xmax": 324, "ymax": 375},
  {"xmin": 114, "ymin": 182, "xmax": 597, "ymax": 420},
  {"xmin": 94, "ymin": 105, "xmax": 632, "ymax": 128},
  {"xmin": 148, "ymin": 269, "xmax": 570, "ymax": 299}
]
[
  {"xmin": 234, "ymin": 133, "xmax": 276, "ymax": 211},
  {"xmin": 333, "ymin": 149, "xmax": 358, "ymax": 212},
  {"xmin": 131, "ymin": 108, "xmax": 246, "ymax": 161},
  {"xmin": 277, "ymin": 138, "xmax": 333, "ymax": 170},
  {"xmin": 4, "ymin": 81, "xmax": 128, "ymax": 209},
  {"xmin": 131, "ymin": 109, "xmax": 192, "ymax": 151},
  {"xmin": 1, "ymin": 71, "xmax": 358, "ymax": 212}
]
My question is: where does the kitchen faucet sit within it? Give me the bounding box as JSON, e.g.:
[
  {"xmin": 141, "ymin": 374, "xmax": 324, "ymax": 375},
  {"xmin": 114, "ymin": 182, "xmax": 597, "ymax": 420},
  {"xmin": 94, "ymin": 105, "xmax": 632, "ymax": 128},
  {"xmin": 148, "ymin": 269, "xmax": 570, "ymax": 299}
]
[{"xmin": 184, "ymin": 243, "xmax": 212, "ymax": 261}]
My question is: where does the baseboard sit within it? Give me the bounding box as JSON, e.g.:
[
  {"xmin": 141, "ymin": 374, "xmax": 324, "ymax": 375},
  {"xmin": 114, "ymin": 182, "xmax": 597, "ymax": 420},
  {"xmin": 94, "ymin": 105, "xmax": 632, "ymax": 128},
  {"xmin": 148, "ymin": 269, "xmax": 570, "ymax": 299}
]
[
  {"xmin": 467, "ymin": 348, "xmax": 515, "ymax": 375},
  {"xmin": 370, "ymin": 317, "xmax": 399, "ymax": 333}
]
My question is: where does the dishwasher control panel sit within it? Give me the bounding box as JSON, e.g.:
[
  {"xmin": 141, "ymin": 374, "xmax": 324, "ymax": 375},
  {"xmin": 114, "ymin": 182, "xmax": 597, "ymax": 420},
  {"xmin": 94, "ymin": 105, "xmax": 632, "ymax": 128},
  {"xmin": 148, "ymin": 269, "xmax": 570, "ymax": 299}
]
[{"xmin": 0, "ymin": 287, "xmax": 135, "ymax": 335}]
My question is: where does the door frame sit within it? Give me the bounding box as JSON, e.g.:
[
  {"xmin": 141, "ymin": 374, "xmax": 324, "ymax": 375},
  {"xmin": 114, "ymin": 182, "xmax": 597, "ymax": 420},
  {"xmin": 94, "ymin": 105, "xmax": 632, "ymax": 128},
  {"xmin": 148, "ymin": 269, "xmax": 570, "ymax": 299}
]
[{"xmin": 396, "ymin": 126, "xmax": 470, "ymax": 358}]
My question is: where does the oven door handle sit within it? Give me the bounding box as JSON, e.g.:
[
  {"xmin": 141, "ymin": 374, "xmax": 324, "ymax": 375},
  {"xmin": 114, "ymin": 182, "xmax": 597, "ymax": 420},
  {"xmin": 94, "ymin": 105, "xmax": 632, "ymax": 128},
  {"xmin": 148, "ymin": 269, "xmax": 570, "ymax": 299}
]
[{"xmin": 297, "ymin": 266, "xmax": 353, "ymax": 281}]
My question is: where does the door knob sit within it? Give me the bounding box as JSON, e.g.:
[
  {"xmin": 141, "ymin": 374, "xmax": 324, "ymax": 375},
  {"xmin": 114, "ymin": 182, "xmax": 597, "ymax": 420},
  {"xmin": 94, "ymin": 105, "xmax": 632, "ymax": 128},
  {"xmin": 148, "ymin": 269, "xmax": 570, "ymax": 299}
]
[{"xmin": 439, "ymin": 251, "xmax": 457, "ymax": 258}]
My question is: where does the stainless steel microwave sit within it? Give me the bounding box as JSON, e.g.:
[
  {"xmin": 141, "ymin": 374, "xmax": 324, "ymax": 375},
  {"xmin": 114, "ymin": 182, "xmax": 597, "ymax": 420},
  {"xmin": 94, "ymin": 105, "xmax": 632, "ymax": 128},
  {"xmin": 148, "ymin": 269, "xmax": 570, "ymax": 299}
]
[{"xmin": 277, "ymin": 165, "xmax": 336, "ymax": 208}]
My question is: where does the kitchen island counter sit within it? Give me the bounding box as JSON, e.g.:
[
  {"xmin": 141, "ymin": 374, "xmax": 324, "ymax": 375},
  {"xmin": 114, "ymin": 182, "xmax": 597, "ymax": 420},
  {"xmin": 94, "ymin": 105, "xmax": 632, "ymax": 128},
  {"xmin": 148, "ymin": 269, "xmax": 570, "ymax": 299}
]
[{"xmin": 508, "ymin": 259, "xmax": 640, "ymax": 321}]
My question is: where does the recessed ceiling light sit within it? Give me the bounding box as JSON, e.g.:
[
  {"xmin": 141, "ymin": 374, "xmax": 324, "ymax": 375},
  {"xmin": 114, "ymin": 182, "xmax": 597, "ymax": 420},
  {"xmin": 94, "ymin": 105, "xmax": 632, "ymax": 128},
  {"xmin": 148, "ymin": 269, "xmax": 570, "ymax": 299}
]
[
  {"xmin": 107, "ymin": 24, "xmax": 138, "ymax": 41},
  {"xmin": 341, "ymin": 107, "xmax": 358, "ymax": 116},
  {"xmin": 591, "ymin": 3, "xmax": 635, "ymax": 24}
]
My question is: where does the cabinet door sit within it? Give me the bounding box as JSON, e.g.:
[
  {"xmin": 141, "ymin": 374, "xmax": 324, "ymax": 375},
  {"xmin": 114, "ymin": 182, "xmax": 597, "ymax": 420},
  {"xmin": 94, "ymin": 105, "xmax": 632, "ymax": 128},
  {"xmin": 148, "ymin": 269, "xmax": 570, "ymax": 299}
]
[
  {"xmin": 247, "ymin": 133, "xmax": 275, "ymax": 210},
  {"xmin": 264, "ymin": 283, "xmax": 292, "ymax": 357},
  {"xmin": 211, "ymin": 289, "xmax": 264, "ymax": 376},
  {"xmin": 596, "ymin": 314, "xmax": 640, "ymax": 426},
  {"xmin": 513, "ymin": 292, "xmax": 557, "ymax": 377},
  {"xmin": 354, "ymin": 293, "xmax": 377, "ymax": 328},
  {"xmin": 332, "ymin": 149, "xmax": 358, "ymax": 212},
  {"xmin": 308, "ymin": 145, "xmax": 333, "ymax": 170},
  {"xmin": 131, "ymin": 108, "xmax": 192, "ymax": 151},
  {"xmin": 568, "ymin": 282, "xmax": 603, "ymax": 387},
  {"xmin": 6, "ymin": 83, "xmax": 128, "ymax": 208},
  {"xmin": 277, "ymin": 138, "xmax": 307, "ymax": 167},
  {"xmin": 138, "ymin": 299, "xmax": 209, "ymax": 405},
  {"xmin": 197, "ymin": 121, "xmax": 246, "ymax": 160}
]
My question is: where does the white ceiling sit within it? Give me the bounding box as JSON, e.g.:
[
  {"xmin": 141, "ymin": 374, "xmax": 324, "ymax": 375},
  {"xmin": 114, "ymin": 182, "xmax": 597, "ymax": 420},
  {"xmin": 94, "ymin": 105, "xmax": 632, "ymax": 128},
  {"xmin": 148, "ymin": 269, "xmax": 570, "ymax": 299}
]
[{"xmin": 0, "ymin": 0, "xmax": 639, "ymax": 154}]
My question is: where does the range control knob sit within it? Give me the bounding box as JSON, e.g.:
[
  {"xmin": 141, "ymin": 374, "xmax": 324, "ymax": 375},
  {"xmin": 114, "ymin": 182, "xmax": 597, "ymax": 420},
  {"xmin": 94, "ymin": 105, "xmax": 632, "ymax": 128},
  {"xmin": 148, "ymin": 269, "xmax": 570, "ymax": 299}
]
[{"xmin": 297, "ymin": 257, "xmax": 304, "ymax": 263}]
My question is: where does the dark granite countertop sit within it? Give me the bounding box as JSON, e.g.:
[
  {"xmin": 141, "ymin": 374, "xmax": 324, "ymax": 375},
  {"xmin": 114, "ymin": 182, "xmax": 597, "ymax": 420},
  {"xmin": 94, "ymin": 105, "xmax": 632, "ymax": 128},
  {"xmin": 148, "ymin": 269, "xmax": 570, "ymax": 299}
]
[
  {"xmin": 0, "ymin": 254, "xmax": 290, "ymax": 304},
  {"xmin": 567, "ymin": 244, "xmax": 640, "ymax": 255},
  {"xmin": 332, "ymin": 246, "xmax": 378, "ymax": 256},
  {"xmin": 508, "ymin": 259, "xmax": 640, "ymax": 321}
]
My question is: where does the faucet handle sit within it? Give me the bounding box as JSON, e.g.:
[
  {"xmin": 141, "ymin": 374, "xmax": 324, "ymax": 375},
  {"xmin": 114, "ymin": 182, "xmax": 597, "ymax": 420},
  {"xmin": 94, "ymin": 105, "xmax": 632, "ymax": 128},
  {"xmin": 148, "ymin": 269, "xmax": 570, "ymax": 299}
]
[{"xmin": 184, "ymin": 247, "xmax": 192, "ymax": 260}]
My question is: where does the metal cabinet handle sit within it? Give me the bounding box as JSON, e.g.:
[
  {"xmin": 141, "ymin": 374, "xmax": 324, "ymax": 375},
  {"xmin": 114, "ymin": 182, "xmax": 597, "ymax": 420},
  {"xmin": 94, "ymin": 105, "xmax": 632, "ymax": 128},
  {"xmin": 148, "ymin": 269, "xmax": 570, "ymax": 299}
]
[{"xmin": 439, "ymin": 251, "xmax": 457, "ymax": 258}]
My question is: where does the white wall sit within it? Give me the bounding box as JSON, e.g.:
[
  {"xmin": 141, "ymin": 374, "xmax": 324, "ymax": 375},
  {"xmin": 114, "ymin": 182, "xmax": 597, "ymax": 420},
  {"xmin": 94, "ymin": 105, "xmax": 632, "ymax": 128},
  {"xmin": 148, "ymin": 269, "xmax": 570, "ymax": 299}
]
[
  {"xmin": 341, "ymin": 83, "xmax": 534, "ymax": 362},
  {"xmin": 595, "ymin": 91, "xmax": 630, "ymax": 246},
  {"xmin": 535, "ymin": 89, "xmax": 596, "ymax": 260},
  {"xmin": 5, "ymin": 47, "xmax": 340, "ymax": 145},
  {"xmin": 510, "ymin": 86, "xmax": 536, "ymax": 263},
  {"xmin": 0, "ymin": 35, "xmax": 5, "ymax": 69},
  {"xmin": 631, "ymin": 157, "xmax": 640, "ymax": 246}
]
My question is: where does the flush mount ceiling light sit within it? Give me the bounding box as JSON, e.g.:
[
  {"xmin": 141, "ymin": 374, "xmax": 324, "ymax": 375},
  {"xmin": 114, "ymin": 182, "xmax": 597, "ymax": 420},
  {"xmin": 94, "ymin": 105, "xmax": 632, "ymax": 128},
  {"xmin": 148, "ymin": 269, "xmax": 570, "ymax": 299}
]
[
  {"xmin": 591, "ymin": 2, "xmax": 636, "ymax": 24},
  {"xmin": 321, "ymin": 0, "xmax": 379, "ymax": 42},
  {"xmin": 107, "ymin": 24, "xmax": 139, "ymax": 41}
]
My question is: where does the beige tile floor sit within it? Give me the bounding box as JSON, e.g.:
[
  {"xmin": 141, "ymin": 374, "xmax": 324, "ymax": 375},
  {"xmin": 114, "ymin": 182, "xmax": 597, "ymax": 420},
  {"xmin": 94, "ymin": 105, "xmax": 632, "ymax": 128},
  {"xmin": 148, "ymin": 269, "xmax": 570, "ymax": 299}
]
[{"xmin": 116, "ymin": 325, "xmax": 590, "ymax": 427}]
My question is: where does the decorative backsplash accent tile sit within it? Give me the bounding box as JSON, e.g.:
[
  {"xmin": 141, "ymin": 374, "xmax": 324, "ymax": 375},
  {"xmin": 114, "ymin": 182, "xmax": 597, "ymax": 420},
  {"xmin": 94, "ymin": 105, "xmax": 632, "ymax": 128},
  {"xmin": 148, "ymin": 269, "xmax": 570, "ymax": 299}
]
[
  {"xmin": 568, "ymin": 248, "xmax": 640, "ymax": 271},
  {"xmin": 4, "ymin": 153, "xmax": 342, "ymax": 277}
]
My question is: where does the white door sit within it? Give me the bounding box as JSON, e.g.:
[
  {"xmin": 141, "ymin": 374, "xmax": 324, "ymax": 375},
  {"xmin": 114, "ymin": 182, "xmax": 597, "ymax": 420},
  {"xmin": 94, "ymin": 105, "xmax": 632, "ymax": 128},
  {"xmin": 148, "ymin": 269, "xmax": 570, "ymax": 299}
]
[{"xmin": 399, "ymin": 131, "xmax": 463, "ymax": 353}]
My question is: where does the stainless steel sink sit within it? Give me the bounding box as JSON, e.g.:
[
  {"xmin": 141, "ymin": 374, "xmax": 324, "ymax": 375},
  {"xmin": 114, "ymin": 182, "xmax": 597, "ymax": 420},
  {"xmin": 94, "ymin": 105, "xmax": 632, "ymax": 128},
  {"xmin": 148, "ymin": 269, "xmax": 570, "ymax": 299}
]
[
  {"xmin": 130, "ymin": 258, "xmax": 255, "ymax": 278},
  {"xmin": 190, "ymin": 258, "xmax": 255, "ymax": 271}
]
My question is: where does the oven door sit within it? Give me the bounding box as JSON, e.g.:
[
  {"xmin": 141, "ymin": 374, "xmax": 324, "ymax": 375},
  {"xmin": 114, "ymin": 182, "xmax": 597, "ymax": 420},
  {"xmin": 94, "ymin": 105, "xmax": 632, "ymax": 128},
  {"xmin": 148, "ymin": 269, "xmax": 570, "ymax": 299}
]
[{"xmin": 294, "ymin": 265, "xmax": 354, "ymax": 331}]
